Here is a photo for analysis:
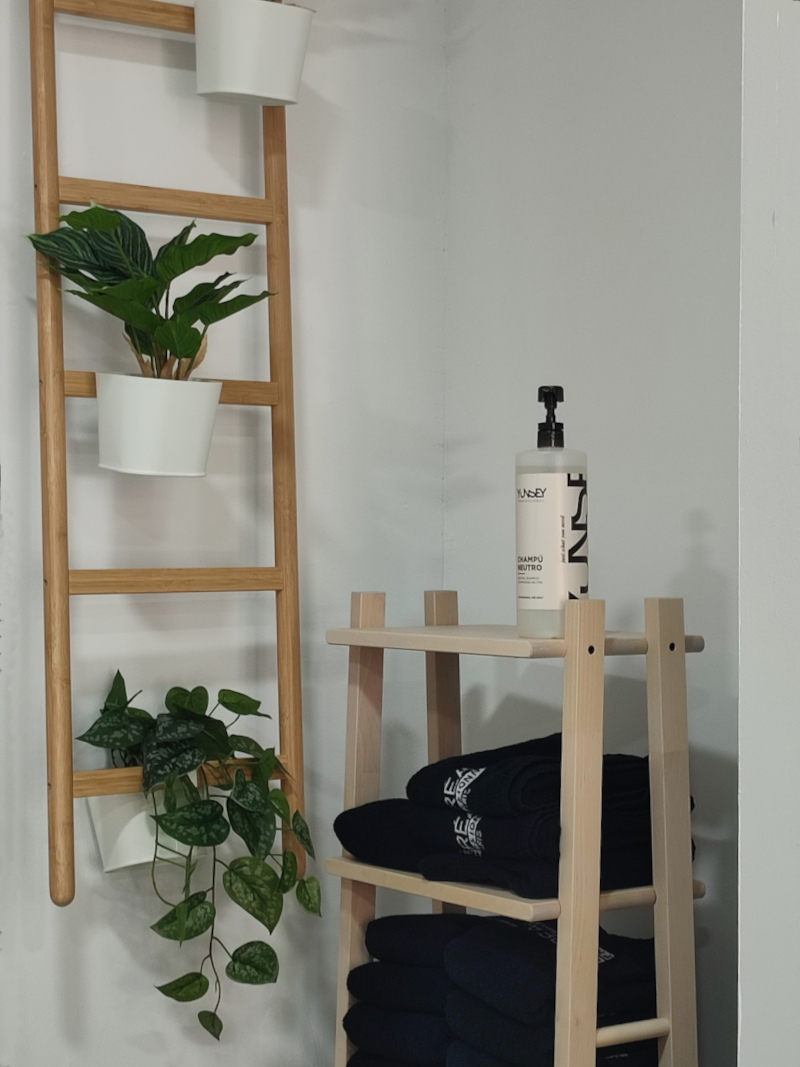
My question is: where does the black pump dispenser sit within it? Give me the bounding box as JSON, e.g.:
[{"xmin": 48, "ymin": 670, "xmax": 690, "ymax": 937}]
[{"xmin": 537, "ymin": 385, "xmax": 564, "ymax": 448}]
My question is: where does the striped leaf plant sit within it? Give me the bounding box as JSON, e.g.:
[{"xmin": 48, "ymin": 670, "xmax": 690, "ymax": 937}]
[{"xmin": 29, "ymin": 204, "xmax": 272, "ymax": 379}]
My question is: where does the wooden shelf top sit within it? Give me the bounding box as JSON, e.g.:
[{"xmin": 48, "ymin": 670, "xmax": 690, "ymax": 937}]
[
  {"xmin": 326, "ymin": 624, "xmax": 705, "ymax": 659},
  {"xmin": 325, "ymin": 855, "xmax": 706, "ymax": 922}
]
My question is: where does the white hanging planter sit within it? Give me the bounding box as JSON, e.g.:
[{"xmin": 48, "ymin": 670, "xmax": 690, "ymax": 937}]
[
  {"xmin": 194, "ymin": 0, "xmax": 313, "ymax": 107},
  {"xmin": 96, "ymin": 373, "xmax": 222, "ymax": 477},
  {"xmin": 87, "ymin": 785, "xmax": 198, "ymax": 873}
]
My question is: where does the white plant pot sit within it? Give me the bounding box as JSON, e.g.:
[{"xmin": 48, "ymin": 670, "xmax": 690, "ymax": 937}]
[
  {"xmin": 87, "ymin": 786, "xmax": 197, "ymax": 873},
  {"xmin": 96, "ymin": 373, "xmax": 222, "ymax": 477},
  {"xmin": 194, "ymin": 0, "xmax": 313, "ymax": 106}
]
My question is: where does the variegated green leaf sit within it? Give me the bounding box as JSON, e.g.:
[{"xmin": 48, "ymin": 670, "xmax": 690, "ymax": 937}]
[
  {"xmin": 225, "ymin": 941, "xmax": 279, "ymax": 985},
  {"xmin": 223, "ymin": 856, "xmax": 282, "ymax": 932},
  {"xmin": 151, "ymin": 893, "xmax": 215, "ymax": 942},
  {"xmin": 76, "ymin": 709, "xmax": 149, "ymax": 750},
  {"xmin": 154, "ymin": 800, "xmax": 229, "ymax": 847},
  {"xmin": 157, "ymin": 971, "xmax": 209, "ymax": 1002}
]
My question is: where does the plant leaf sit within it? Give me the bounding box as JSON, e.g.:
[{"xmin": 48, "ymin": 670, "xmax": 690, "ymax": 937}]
[
  {"xmin": 228, "ymin": 735, "xmax": 263, "ymax": 759},
  {"xmin": 153, "ymin": 319, "xmax": 203, "ymax": 362},
  {"xmin": 157, "ymin": 971, "xmax": 209, "ymax": 1003},
  {"xmin": 225, "ymin": 941, "xmax": 279, "ymax": 985},
  {"xmin": 166, "ymin": 686, "xmax": 209, "ymax": 716},
  {"xmin": 198, "ymin": 1010, "xmax": 223, "ymax": 1040},
  {"xmin": 227, "ymin": 799, "xmax": 276, "ymax": 861},
  {"xmin": 151, "ymin": 893, "xmax": 215, "ymax": 942},
  {"xmin": 102, "ymin": 670, "xmax": 128, "ymax": 713},
  {"xmin": 195, "ymin": 290, "xmax": 271, "ymax": 327},
  {"xmin": 155, "ymin": 231, "xmax": 258, "ymax": 284},
  {"xmin": 267, "ymin": 787, "xmax": 291, "ymax": 825},
  {"xmin": 154, "ymin": 800, "xmax": 229, "ymax": 847},
  {"xmin": 155, "ymin": 713, "xmax": 205, "ymax": 743},
  {"xmin": 223, "ymin": 856, "xmax": 283, "ymax": 932},
  {"xmin": 278, "ymin": 849, "xmax": 298, "ymax": 893},
  {"xmin": 29, "ymin": 228, "xmax": 130, "ymax": 286},
  {"xmin": 170, "ymin": 707, "xmax": 232, "ymax": 762},
  {"xmin": 70, "ymin": 287, "xmax": 162, "ymax": 336},
  {"xmin": 296, "ymin": 876, "xmax": 322, "ymax": 917},
  {"xmin": 76, "ymin": 709, "xmax": 149, "ymax": 750},
  {"xmin": 217, "ymin": 688, "xmax": 264, "ymax": 717},
  {"xmin": 291, "ymin": 810, "xmax": 315, "ymax": 859},
  {"xmin": 141, "ymin": 734, "xmax": 206, "ymax": 793},
  {"xmin": 171, "ymin": 274, "xmax": 240, "ymax": 317},
  {"xmin": 153, "ymin": 220, "xmax": 196, "ymax": 272},
  {"xmin": 59, "ymin": 205, "xmax": 121, "ymax": 233},
  {"xmin": 231, "ymin": 769, "xmax": 269, "ymax": 813},
  {"xmin": 251, "ymin": 749, "xmax": 277, "ymax": 797}
]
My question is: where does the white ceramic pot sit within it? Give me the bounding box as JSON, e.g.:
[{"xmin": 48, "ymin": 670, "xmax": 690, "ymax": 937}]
[
  {"xmin": 194, "ymin": 0, "xmax": 313, "ymax": 107},
  {"xmin": 96, "ymin": 373, "xmax": 222, "ymax": 477},
  {"xmin": 87, "ymin": 788, "xmax": 195, "ymax": 873}
]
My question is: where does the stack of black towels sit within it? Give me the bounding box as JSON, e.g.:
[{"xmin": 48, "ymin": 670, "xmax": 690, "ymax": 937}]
[
  {"xmin": 334, "ymin": 733, "xmax": 657, "ymax": 898},
  {"xmin": 343, "ymin": 912, "xmax": 659, "ymax": 1067}
]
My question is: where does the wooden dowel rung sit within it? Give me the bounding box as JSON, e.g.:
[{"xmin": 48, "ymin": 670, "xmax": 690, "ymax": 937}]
[
  {"xmin": 64, "ymin": 371, "xmax": 278, "ymax": 407},
  {"xmin": 59, "ymin": 177, "xmax": 274, "ymax": 225},
  {"xmin": 596, "ymin": 1018, "xmax": 671, "ymax": 1048},
  {"xmin": 55, "ymin": 0, "xmax": 194, "ymax": 34},
  {"xmin": 74, "ymin": 758, "xmax": 290, "ymax": 798},
  {"xmin": 69, "ymin": 567, "xmax": 283, "ymax": 595}
]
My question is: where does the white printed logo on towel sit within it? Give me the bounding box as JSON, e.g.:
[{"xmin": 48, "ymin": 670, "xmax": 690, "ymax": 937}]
[
  {"xmin": 443, "ymin": 766, "xmax": 486, "ymax": 811},
  {"xmin": 453, "ymin": 814, "xmax": 484, "ymax": 856}
]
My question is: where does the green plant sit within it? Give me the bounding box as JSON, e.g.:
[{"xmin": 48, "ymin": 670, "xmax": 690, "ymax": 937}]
[
  {"xmin": 29, "ymin": 204, "xmax": 272, "ymax": 380},
  {"xmin": 78, "ymin": 671, "xmax": 320, "ymax": 1041}
]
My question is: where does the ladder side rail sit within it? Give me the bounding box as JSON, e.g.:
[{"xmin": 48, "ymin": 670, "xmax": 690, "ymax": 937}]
[
  {"xmin": 553, "ymin": 599, "xmax": 606, "ymax": 1067},
  {"xmin": 644, "ymin": 598, "xmax": 699, "ymax": 1067},
  {"xmin": 423, "ymin": 590, "xmax": 464, "ymax": 915},
  {"xmin": 263, "ymin": 105, "xmax": 306, "ymax": 867},
  {"xmin": 30, "ymin": 0, "xmax": 75, "ymax": 908},
  {"xmin": 334, "ymin": 593, "xmax": 387, "ymax": 1067}
]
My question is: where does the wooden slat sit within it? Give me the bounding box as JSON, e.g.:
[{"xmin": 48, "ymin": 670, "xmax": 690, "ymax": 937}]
[
  {"xmin": 73, "ymin": 757, "xmax": 290, "ymax": 798},
  {"xmin": 64, "ymin": 370, "xmax": 279, "ymax": 407},
  {"xmin": 54, "ymin": 0, "xmax": 194, "ymax": 34},
  {"xmin": 59, "ymin": 176, "xmax": 274, "ymax": 225},
  {"xmin": 263, "ymin": 104, "xmax": 306, "ymax": 881},
  {"xmin": 424, "ymin": 590, "xmax": 465, "ymax": 917},
  {"xmin": 325, "ymin": 856, "xmax": 707, "ymax": 922},
  {"xmin": 69, "ymin": 567, "xmax": 283, "ymax": 595},
  {"xmin": 326, "ymin": 624, "xmax": 705, "ymax": 659},
  {"xmin": 596, "ymin": 1018, "xmax": 671, "ymax": 1048},
  {"xmin": 334, "ymin": 594, "xmax": 386, "ymax": 1067},
  {"xmin": 554, "ymin": 600, "xmax": 607, "ymax": 1067},
  {"xmin": 645, "ymin": 599, "xmax": 699, "ymax": 1067},
  {"xmin": 31, "ymin": 0, "xmax": 75, "ymax": 909}
]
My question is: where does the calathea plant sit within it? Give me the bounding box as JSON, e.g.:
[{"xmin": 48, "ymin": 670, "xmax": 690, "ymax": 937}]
[
  {"xmin": 28, "ymin": 204, "xmax": 271, "ymax": 380},
  {"xmin": 78, "ymin": 672, "xmax": 320, "ymax": 1041}
]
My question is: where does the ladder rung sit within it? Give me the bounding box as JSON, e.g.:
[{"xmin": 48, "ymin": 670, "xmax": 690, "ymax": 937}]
[
  {"xmin": 596, "ymin": 1018, "xmax": 670, "ymax": 1047},
  {"xmin": 74, "ymin": 758, "xmax": 290, "ymax": 798},
  {"xmin": 64, "ymin": 371, "xmax": 279, "ymax": 407},
  {"xmin": 69, "ymin": 567, "xmax": 283, "ymax": 595},
  {"xmin": 60, "ymin": 176, "xmax": 274, "ymax": 225},
  {"xmin": 55, "ymin": 0, "xmax": 194, "ymax": 34}
]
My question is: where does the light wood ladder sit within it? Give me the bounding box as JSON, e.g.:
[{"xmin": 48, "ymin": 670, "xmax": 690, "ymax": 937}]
[
  {"xmin": 326, "ymin": 593, "xmax": 703, "ymax": 1067},
  {"xmin": 29, "ymin": 0, "xmax": 305, "ymax": 906}
]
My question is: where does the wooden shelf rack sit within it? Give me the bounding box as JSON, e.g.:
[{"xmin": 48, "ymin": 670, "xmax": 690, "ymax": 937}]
[
  {"xmin": 325, "ymin": 591, "xmax": 703, "ymax": 1067},
  {"xmin": 29, "ymin": 0, "xmax": 305, "ymax": 905}
]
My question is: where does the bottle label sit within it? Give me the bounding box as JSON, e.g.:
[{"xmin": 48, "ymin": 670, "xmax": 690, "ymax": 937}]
[{"xmin": 516, "ymin": 471, "xmax": 588, "ymax": 611}]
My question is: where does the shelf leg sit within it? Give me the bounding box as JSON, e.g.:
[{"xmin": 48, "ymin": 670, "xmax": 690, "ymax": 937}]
[
  {"xmin": 424, "ymin": 590, "xmax": 465, "ymax": 916},
  {"xmin": 334, "ymin": 592, "xmax": 386, "ymax": 1067},
  {"xmin": 554, "ymin": 599, "xmax": 606, "ymax": 1067},
  {"xmin": 645, "ymin": 598, "xmax": 698, "ymax": 1067}
]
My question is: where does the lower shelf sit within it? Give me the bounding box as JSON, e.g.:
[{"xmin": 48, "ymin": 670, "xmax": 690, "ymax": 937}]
[{"xmin": 326, "ymin": 855, "xmax": 706, "ymax": 923}]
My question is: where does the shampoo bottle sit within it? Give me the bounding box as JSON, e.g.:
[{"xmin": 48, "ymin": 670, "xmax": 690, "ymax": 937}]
[{"xmin": 516, "ymin": 386, "xmax": 588, "ymax": 638}]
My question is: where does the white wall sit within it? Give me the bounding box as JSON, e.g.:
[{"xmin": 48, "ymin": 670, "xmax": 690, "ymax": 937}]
[
  {"xmin": 0, "ymin": 2, "xmax": 446, "ymax": 1063},
  {"xmin": 740, "ymin": 1, "xmax": 800, "ymax": 1062},
  {"xmin": 442, "ymin": 4, "xmax": 741, "ymax": 1065}
]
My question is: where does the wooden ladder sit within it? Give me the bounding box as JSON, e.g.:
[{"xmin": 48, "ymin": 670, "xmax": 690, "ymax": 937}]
[{"xmin": 29, "ymin": 0, "xmax": 305, "ymax": 906}]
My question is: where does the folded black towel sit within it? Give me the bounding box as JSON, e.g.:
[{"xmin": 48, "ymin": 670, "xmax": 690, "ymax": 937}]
[
  {"xmin": 419, "ymin": 844, "xmax": 654, "ymax": 900},
  {"xmin": 446, "ymin": 991, "xmax": 658, "ymax": 1067},
  {"xmin": 446, "ymin": 1038, "xmax": 657, "ymax": 1067},
  {"xmin": 344, "ymin": 1002, "xmax": 452, "ymax": 1066},
  {"xmin": 365, "ymin": 913, "xmax": 485, "ymax": 967},
  {"xmin": 406, "ymin": 734, "xmax": 650, "ymax": 818},
  {"xmin": 444, "ymin": 918, "xmax": 655, "ymax": 1026},
  {"xmin": 350, "ymin": 1054, "xmax": 444, "ymax": 1067},
  {"xmin": 349, "ymin": 961, "xmax": 457, "ymax": 1014},
  {"xmin": 336, "ymin": 798, "xmax": 653, "ymax": 870}
]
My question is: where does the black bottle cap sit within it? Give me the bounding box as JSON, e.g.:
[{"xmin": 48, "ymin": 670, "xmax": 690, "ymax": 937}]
[{"xmin": 537, "ymin": 385, "xmax": 564, "ymax": 448}]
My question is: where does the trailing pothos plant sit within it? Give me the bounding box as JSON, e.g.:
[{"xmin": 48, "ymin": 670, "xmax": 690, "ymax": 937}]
[
  {"xmin": 28, "ymin": 204, "xmax": 272, "ymax": 380},
  {"xmin": 78, "ymin": 671, "xmax": 320, "ymax": 1041}
]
